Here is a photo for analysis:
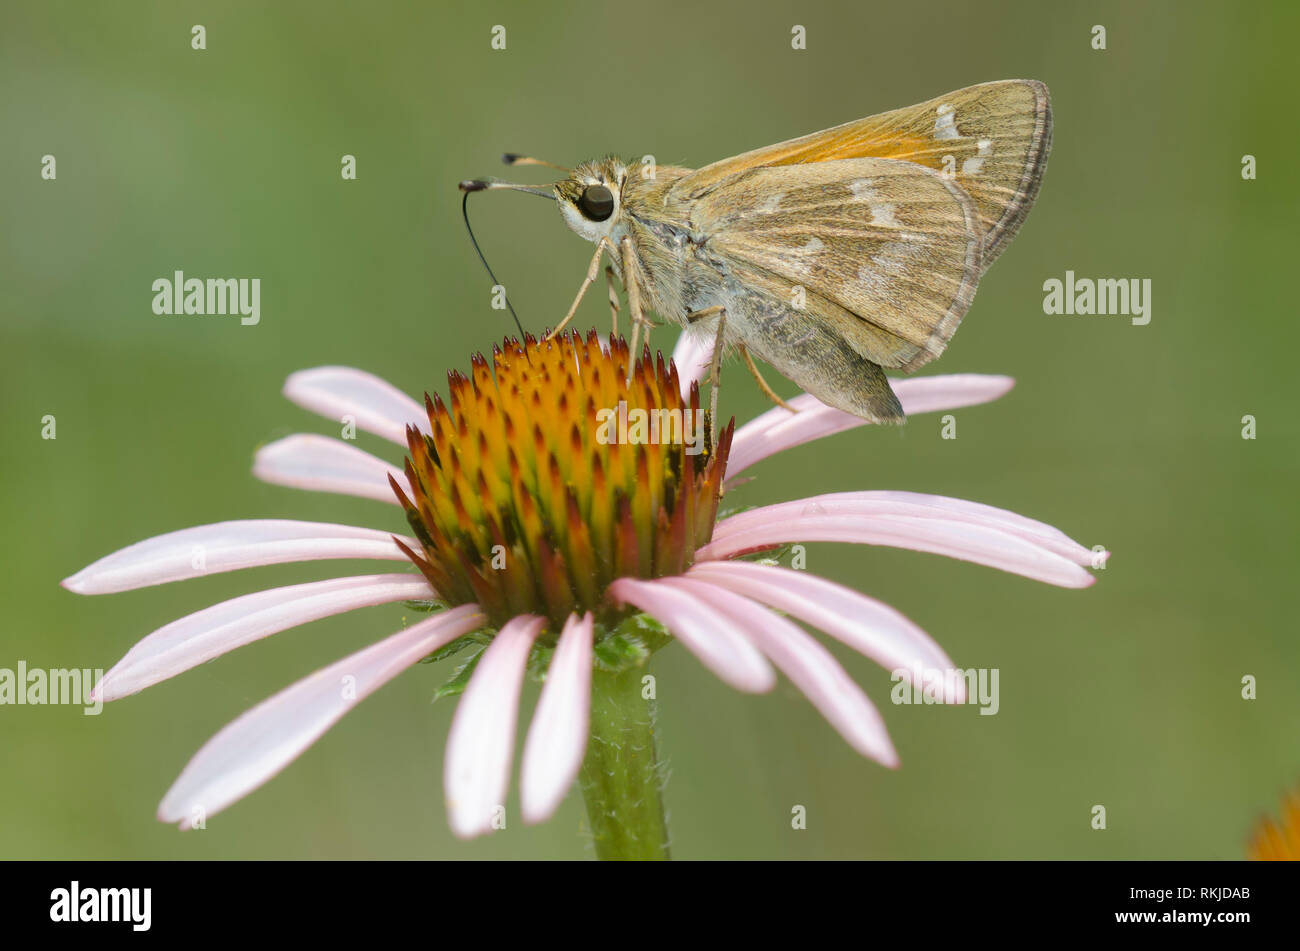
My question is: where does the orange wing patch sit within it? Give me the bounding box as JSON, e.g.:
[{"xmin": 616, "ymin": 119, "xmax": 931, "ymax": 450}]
[{"xmin": 672, "ymin": 80, "xmax": 1051, "ymax": 271}]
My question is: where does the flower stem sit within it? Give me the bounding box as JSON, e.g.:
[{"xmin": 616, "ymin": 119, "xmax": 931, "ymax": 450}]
[{"xmin": 578, "ymin": 666, "xmax": 670, "ymax": 860}]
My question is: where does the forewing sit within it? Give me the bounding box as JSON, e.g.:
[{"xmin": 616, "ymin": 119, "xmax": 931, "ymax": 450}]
[
  {"xmin": 691, "ymin": 157, "xmax": 981, "ymax": 371},
  {"xmin": 673, "ymin": 80, "xmax": 1051, "ymax": 271}
]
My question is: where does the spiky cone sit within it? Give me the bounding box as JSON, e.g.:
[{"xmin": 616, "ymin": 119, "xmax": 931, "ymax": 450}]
[{"xmin": 390, "ymin": 330, "xmax": 731, "ymax": 632}]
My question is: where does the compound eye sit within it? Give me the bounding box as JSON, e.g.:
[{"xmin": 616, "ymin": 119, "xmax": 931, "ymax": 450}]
[{"xmin": 578, "ymin": 184, "xmax": 615, "ymax": 221}]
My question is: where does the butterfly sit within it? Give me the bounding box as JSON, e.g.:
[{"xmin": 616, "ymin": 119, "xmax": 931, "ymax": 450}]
[{"xmin": 462, "ymin": 79, "xmax": 1051, "ymax": 423}]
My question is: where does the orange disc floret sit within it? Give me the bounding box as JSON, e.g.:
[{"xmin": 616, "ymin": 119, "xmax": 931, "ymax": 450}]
[{"xmin": 389, "ymin": 330, "xmax": 731, "ymax": 629}]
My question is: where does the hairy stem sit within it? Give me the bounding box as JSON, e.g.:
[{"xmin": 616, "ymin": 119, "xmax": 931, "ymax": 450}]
[{"xmin": 578, "ymin": 666, "xmax": 670, "ymax": 860}]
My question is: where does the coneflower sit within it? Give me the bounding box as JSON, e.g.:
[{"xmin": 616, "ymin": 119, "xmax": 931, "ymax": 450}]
[{"xmin": 63, "ymin": 329, "xmax": 1105, "ymax": 858}]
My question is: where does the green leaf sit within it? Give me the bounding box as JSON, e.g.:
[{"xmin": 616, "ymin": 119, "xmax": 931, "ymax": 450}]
[
  {"xmin": 525, "ymin": 642, "xmax": 557, "ymax": 683},
  {"xmin": 418, "ymin": 629, "xmax": 492, "ymax": 665},
  {"xmin": 431, "ymin": 643, "xmax": 488, "ymax": 702}
]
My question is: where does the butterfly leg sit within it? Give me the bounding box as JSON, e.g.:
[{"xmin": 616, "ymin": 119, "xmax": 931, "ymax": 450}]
[
  {"xmin": 703, "ymin": 309, "xmax": 728, "ymax": 432},
  {"xmin": 604, "ymin": 265, "xmax": 621, "ymax": 337},
  {"xmin": 681, "ymin": 306, "xmax": 729, "ymax": 426},
  {"xmin": 621, "ymin": 236, "xmax": 653, "ymax": 382},
  {"xmin": 739, "ymin": 344, "xmax": 797, "ymax": 412},
  {"xmin": 686, "ymin": 305, "xmax": 725, "ymax": 324},
  {"xmin": 545, "ymin": 237, "xmax": 609, "ymax": 341}
]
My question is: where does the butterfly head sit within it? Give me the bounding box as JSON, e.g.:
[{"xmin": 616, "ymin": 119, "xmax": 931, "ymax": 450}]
[{"xmin": 555, "ymin": 157, "xmax": 629, "ymax": 244}]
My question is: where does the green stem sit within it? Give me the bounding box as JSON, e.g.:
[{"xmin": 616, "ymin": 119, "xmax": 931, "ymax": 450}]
[{"xmin": 578, "ymin": 666, "xmax": 670, "ymax": 860}]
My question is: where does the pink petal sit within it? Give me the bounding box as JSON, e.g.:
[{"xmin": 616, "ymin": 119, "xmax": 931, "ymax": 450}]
[
  {"xmin": 283, "ymin": 366, "xmax": 426, "ymax": 446},
  {"xmin": 892, "ymin": 374, "xmax": 1017, "ymax": 415},
  {"xmin": 444, "ymin": 615, "xmax": 545, "ymax": 839},
  {"xmin": 698, "ymin": 503, "xmax": 1094, "ymax": 589},
  {"xmin": 520, "ymin": 612, "xmax": 593, "ymax": 824},
  {"xmin": 62, "ymin": 520, "xmax": 416, "ymax": 595},
  {"xmin": 665, "ymin": 577, "xmax": 898, "ymax": 766},
  {"xmin": 710, "ymin": 491, "xmax": 1097, "ymax": 566},
  {"xmin": 727, "ymin": 375, "xmax": 1016, "ymax": 475},
  {"xmin": 93, "ymin": 574, "xmax": 434, "ymax": 702},
  {"xmin": 253, "ymin": 434, "xmax": 408, "ymax": 504},
  {"xmin": 157, "ymin": 603, "xmax": 486, "ymax": 827},
  {"xmin": 670, "ymin": 329, "xmax": 716, "ymax": 398},
  {"xmin": 607, "ymin": 577, "xmax": 775, "ymax": 693},
  {"xmin": 687, "ymin": 560, "xmax": 965, "ymax": 704}
]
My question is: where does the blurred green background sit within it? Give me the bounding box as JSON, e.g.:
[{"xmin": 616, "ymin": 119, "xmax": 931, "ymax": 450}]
[{"xmin": 3, "ymin": 0, "xmax": 1297, "ymax": 859}]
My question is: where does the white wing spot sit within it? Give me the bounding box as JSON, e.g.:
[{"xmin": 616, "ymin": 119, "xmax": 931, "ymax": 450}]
[
  {"xmin": 784, "ymin": 236, "xmax": 824, "ymax": 278},
  {"xmin": 961, "ymin": 138, "xmax": 993, "ymax": 176},
  {"xmin": 934, "ymin": 104, "xmax": 958, "ymax": 141},
  {"xmin": 871, "ymin": 204, "xmax": 900, "ymax": 228},
  {"xmin": 849, "ymin": 179, "xmax": 880, "ymax": 201},
  {"xmin": 756, "ymin": 192, "xmax": 784, "ymax": 214},
  {"xmin": 850, "ymin": 180, "xmax": 900, "ymax": 227},
  {"xmin": 859, "ymin": 242, "xmax": 929, "ymax": 294}
]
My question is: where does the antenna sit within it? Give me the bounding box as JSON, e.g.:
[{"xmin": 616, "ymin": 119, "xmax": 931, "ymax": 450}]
[
  {"xmin": 460, "ymin": 189, "xmax": 528, "ymax": 344},
  {"xmin": 502, "ymin": 153, "xmax": 571, "ymax": 172}
]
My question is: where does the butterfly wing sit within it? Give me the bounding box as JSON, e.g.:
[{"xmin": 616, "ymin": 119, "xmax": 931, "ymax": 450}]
[
  {"xmin": 688, "ymin": 156, "xmax": 982, "ymax": 372},
  {"xmin": 673, "ymin": 79, "xmax": 1051, "ymax": 272}
]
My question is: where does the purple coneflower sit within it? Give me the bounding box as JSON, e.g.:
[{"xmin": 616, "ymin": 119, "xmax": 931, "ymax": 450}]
[{"xmin": 63, "ymin": 329, "xmax": 1104, "ymax": 858}]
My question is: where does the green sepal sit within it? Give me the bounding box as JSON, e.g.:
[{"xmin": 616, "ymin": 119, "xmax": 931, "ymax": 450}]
[
  {"xmin": 593, "ymin": 633, "xmax": 650, "ymax": 673},
  {"xmin": 590, "ymin": 612, "xmax": 672, "ymax": 672},
  {"xmin": 616, "ymin": 610, "xmax": 672, "ymax": 647}
]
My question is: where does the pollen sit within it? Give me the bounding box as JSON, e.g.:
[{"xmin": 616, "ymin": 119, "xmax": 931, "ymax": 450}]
[{"xmin": 390, "ymin": 330, "xmax": 732, "ymax": 629}]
